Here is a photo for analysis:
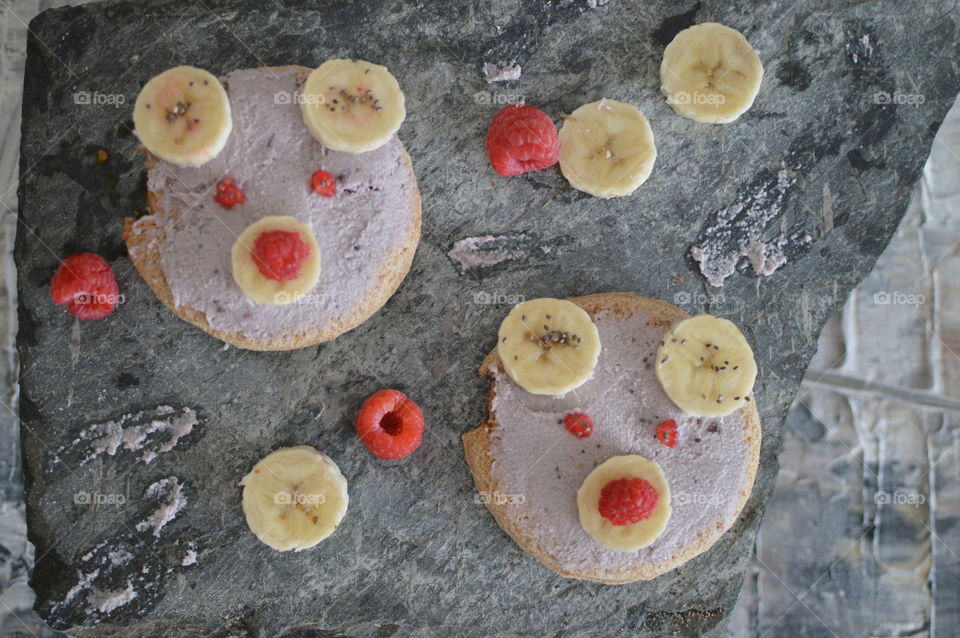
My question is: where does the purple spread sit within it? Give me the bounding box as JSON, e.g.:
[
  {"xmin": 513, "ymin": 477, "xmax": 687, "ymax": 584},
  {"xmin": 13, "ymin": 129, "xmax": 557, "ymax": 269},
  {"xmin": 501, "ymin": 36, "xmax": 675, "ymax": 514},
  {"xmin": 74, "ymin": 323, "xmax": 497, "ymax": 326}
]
[
  {"xmin": 487, "ymin": 307, "xmax": 756, "ymax": 573},
  {"xmin": 131, "ymin": 67, "xmax": 418, "ymax": 340}
]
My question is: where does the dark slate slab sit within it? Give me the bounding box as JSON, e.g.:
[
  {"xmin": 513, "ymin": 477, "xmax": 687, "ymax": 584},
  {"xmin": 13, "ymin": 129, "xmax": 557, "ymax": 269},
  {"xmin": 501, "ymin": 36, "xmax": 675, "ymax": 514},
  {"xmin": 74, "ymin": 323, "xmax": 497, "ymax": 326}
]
[{"xmin": 15, "ymin": 0, "xmax": 960, "ymax": 636}]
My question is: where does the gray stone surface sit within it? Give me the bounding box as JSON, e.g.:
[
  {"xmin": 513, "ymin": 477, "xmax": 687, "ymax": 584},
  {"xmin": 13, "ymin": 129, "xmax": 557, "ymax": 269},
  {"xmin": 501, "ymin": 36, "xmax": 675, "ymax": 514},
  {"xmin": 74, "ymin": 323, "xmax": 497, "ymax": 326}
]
[{"xmin": 13, "ymin": 0, "xmax": 960, "ymax": 636}]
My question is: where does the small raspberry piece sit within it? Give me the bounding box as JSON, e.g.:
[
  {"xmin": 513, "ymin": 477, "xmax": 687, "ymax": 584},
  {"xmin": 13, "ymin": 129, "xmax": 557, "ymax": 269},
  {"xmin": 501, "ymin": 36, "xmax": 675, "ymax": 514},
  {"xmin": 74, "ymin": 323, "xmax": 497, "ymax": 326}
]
[
  {"xmin": 486, "ymin": 104, "xmax": 560, "ymax": 177},
  {"xmin": 49, "ymin": 253, "xmax": 120, "ymax": 320},
  {"xmin": 656, "ymin": 419, "xmax": 678, "ymax": 448},
  {"xmin": 310, "ymin": 170, "xmax": 337, "ymax": 197},
  {"xmin": 355, "ymin": 390, "xmax": 424, "ymax": 460},
  {"xmin": 251, "ymin": 230, "xmax": 311, "ymax": 282},
  {"xmin": 598, "ymin": 477, "xmax": 659, "ymax": 526},
  {"xmin": 214, "ymin": 176, "xmax": 245, "ymax": 208},
  {"xmin": 563, "ymin": 412, "xmax": 594, "ymax": 438}
]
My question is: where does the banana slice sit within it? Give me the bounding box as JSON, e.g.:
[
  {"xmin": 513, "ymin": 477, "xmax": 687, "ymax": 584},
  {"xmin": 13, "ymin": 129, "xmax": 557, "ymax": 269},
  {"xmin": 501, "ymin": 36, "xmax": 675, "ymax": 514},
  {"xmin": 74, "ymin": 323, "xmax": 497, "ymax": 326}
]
[
  {"xmin": 655, "ymin": 314, "xmax": 758, "ymax": 417},
  {"xmin": 231, "ymin": 216, "xmax": 321, "ymax": 306},
  {"xmin": 660, "ymin": 23, "xmax": 764, "ymax": 124},
  {"xmin": 132, "ymin": 65, "xmax": 232, "ymax": 166},
  {"xmin": 239, "ymin": 446, "xmax": 349, "ymax": 552},
  {"xmin": 300, "ymin": 59, "xmax": 406, "ymax": 153},
  {"xmin": 577, "ymin": 455, "xmax": 671, "ymax": 552},
  {"xmin": 558, "ymin": 99, "xmax": 657, "ymax": 199},
  {"xmin": 497, "ymin": 298, "xmax": 601, "ymax": 396}
]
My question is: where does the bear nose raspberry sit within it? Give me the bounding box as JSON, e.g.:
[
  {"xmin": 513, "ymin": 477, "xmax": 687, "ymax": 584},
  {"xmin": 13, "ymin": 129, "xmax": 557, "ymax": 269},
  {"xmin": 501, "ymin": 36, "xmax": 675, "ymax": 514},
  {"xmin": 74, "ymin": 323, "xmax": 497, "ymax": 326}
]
[
  {"xmin": 598, "ymin": 477, "xmax": 659, "ymax": 526},
  {"xmin": 251, "ymin": 230, "xmax": 311, "ymax": 282}
]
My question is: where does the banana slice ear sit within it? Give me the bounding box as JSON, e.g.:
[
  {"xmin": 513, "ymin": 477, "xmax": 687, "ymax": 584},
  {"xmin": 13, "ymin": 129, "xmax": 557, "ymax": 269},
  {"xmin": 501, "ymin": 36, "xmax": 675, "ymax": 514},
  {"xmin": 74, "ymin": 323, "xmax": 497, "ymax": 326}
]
[
  {"xmin": 132, "ymin": 65, "xmax": 233, "ymax": 167},
  {"xmin": 497, "ymin": 298, "xmax": 602, "ymax": 395},
  {"xmin": 655, "ymin": 314, "xmax": 757, "ymax": 417},
  {"xmin": 299, "ymin": 58, "xmax": 406, "ymax": 153}
]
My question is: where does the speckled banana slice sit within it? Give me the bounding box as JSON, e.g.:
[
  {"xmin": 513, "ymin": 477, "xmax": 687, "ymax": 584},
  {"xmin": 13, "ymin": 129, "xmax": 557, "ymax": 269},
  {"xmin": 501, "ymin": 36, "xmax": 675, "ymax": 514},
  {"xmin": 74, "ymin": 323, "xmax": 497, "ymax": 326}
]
[
  {"xmin": 497, "ymin": 298, "xmax": 601, "ymax": 396},
  {"xmin": 660, "ymin": 23, "xmax": 764, "ymax": 124},
  {"xmin": 577, "ymin": 455, "xmax": 671, "ymax": 552},
  {"xmin": 231, "ymin": 216, "xmax": 321, "ymax": 306},
  {"xmin": 300, "ymin": 58, "xmax": 406, "ymax": 153},
  {"xmin": 558, "ymin": 99, "xmax": 657, "ymax": 198},
  {"xmin": 132, "ymin": 66, "xmax": 232, "ymax": 166},
  {"xmin": 239, "ymin": 446, "xmax": 349, "ymax": 552},
  {"xmin": 655, "ymin": 314, "xmax": 757, "ymax": 417}
]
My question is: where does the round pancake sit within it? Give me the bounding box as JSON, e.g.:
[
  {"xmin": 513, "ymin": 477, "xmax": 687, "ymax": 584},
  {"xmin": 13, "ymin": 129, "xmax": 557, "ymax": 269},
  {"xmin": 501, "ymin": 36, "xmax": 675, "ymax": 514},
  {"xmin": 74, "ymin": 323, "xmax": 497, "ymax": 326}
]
[
  {"xmin": 124, "ymin": 65, "xmax": 421, "ymax": 351},
  {"xmin": 463, "ymin": 292, "xmax": 761, "ymax": 584}
]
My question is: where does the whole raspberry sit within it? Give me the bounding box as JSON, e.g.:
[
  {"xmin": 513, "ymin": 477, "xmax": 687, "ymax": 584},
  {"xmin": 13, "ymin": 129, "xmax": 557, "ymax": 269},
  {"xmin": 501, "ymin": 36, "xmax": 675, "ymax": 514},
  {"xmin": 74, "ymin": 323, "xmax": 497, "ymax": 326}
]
[
  {"xmin": 49, "ymin": 253, "xmax": 120, "ymax": 320},
  {"xmin": 251, "ymin": 230, "xmax": 311, "ymax": 281},
  {"xmin": 486, "ymin": 104, "xmax": 560, "ymax": 177},
  {"xmin": 355, "ymin": 389, "xmax": 424, "ymax": 460},
  {"xmin": 563, "ymin": 412, "xmax": 594, "ymax": 438},
  {"xmin": 598, "ymin": 477, "xmax": 659, "ymax": 526}
]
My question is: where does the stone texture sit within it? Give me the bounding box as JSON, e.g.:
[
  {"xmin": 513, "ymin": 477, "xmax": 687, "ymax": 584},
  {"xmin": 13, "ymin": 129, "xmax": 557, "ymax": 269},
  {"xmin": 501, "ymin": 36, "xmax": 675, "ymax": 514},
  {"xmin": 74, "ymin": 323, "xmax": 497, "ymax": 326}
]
[{"xmin": 13, "ymin": 0, "xmax": 960, "ymax": 636}]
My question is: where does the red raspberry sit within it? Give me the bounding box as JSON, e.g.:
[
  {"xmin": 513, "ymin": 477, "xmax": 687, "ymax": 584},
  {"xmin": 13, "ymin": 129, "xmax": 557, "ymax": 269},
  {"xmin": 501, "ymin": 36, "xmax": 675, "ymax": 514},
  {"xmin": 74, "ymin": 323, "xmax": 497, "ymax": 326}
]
[
  {"xmin": 656, "ymin": 419, "xmax": 678, "ymax": 448},
  {"xmin": 563, "ymin": 412, "xmax": 593, "ymax": 438},
  {"xmin": 355, "ymin": 389, "xmax": 424, "ymax": 460},
  {"xmin": 598, "ymin": 477, "xmax": 659, "ymax": 526},
  {"xmin": 310, "ymin": 170, "xmax": 337, "ymax": 197},
  {"xmin": 214, "ymin": 176, "xmax": 245, "ymax": 208},
  {"xmin": 486, "ymin": 104, "xmax": 560, "ymax": 177},
  {"xmin": 251, "ymin": 230, "xmax": 311, "ymax": 281},
  {"xmin": 49, "ymin": 253, "xmax": 120, "ymax": 320}
]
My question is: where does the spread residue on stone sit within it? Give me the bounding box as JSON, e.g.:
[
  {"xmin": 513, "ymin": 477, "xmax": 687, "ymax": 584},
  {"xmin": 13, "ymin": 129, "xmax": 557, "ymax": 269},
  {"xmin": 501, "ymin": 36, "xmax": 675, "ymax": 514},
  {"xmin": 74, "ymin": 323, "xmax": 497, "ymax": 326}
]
[
  {"xmin": 690, "ymin": 166, "xmax": 810, "ymax": 286},
  {"xmin": 483, "ymin": 61, "xmax": 522, "ymax": 83},
  {"xmin": 49, "ymin": 478, "xmax": 195, "ymax": 624},
  {"xmin": 51, "ymin": 406, "xmax": 198, "ymax": 470},
  {"xmin": 136, "ymin": 477, "xmax": 187, "ymax": 537},
  {"xmin": 448, "ymin": 234, "xmax": 533, "ymax": 272},
  {"xmin": 87, "ymin": 583, "xmax": 136, "ymax": 614}
]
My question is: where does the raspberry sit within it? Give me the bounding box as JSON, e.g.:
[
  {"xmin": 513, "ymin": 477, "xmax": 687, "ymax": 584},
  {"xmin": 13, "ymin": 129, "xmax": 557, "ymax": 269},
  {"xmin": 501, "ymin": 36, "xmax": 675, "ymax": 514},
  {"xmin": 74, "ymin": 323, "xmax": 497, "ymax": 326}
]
[
  {"xmin": 563, "ymin": 412, "xmax": 593, "ymax": 438},
  {"xmin": 310, "ymin": 170, "xmax": 337, "ymax": 197},
  {"xmin": 486, "ymin": 104, "xmax": 560, "ymax": 177},
  {"xmin": 656, "ymin": 419, "xmax": 678, "ymax": 448},
  {"xmin": 251, "ymin": 230, "xmax": 311, "ymax": 281},
  {"xmin": 598, "ymin": 477, "xmax": 659, "ymax": 526},
  {"xmin": 49, "ymin": 253, "xmax": 120, "ymax": 320},
  {"xmin": 355, "ymin": 389, "xmax": 424, "ymax": 460},
  {"xmin": 214, "ymin": 176, "xmax": 245, "ymax": 208}
]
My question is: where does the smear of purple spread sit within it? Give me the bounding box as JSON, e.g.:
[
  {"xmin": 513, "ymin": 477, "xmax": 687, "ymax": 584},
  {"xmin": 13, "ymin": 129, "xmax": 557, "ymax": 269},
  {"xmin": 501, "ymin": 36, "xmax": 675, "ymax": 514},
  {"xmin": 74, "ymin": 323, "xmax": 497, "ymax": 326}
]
[
  {"xmin": 448, "ymin": 234, "xmax": 531, "ymax": 272},
  {"xmin": 690, "ymin": 167, "xmax": 809, "ymax": 287},
  {"xmin": 483, "ymin": 62, "xmax": 522, "ymax": 83},
  {"xmin": 53, "ymin": 406, "xmax": 198, "ymax": 468}
]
